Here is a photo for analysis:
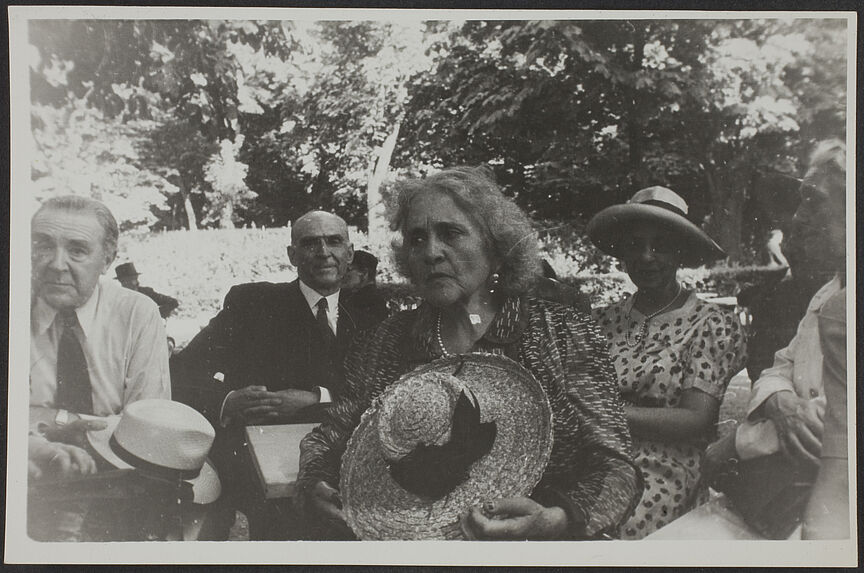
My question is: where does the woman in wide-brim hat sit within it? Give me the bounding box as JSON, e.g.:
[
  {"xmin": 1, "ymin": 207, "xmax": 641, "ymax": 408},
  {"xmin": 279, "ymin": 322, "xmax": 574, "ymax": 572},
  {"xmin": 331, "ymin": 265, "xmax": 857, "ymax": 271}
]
[
  {"xmin": 297, "ymin": 166, "xmax": 641, "ymax": 540},
  {"xmin": 587, "ymin": 186, "xmax": 747, "ymax": 539}
]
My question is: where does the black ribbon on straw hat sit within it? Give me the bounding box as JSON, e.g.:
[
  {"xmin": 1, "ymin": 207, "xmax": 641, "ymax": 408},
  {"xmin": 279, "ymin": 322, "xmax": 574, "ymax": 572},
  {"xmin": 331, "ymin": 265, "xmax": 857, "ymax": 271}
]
[{"xmin": 388, "ymin": 389, "xmax": 496, "ymax": 499}]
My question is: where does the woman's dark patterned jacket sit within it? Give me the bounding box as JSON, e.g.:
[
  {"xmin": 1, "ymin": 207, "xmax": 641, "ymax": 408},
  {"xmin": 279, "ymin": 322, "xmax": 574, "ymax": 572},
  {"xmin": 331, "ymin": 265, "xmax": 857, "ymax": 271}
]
[{"xmin": 297, "ymin": 295, "xmax": 642, "ymax": 538}]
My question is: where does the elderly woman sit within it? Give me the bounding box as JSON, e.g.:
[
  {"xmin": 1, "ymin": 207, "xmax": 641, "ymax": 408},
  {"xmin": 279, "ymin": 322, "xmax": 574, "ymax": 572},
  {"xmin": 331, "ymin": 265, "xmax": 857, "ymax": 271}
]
[
  {"xmin": 297, "ymin": 166, "xmax": 640, "ymax": 540},
  {"xmin": 587, "ymin": 186, "xmax": 747, "ymax": 539}
]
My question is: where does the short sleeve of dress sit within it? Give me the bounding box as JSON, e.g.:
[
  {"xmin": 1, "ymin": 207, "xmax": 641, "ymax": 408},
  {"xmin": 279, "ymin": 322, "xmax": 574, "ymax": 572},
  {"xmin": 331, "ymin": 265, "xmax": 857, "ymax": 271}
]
[{"xmin": 681, "ymin": 306, "xmax": 747, "ymax": 400}]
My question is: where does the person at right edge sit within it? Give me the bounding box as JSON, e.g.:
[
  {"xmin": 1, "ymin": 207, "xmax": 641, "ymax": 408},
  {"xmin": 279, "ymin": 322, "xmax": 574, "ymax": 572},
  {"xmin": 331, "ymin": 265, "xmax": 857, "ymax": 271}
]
[{"xmin": 706, "ymin": 140, "xmax": 848, "ymax": 535}]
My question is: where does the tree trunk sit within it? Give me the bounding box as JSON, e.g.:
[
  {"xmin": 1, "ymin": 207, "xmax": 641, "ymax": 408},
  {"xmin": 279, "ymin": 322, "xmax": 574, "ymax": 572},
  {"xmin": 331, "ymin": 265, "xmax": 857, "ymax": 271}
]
[
  {"xmin": 367, "ymin": 122, "xmax": 401, "ymax": 249},
  {"xmin": 626, "ymin": 22, "xmax": 648, "ymax": 188},
  {"xmin": 182, "ymin": 191, "xmax": 198, "ymax": 231},
  {"xmin": 219, "ymin": 200, "xmax": 235, "ymax": 229}
]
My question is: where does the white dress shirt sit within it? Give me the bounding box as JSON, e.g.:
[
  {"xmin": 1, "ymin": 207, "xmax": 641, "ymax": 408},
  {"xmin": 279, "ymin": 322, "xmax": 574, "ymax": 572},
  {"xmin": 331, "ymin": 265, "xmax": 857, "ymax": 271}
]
[
  {"xmin": 298, "ymin": 280, "xmax": 340, "ymax": 336},
  {"xmin": 734, "ymin": 276, "xmax": 842, "ymax": 459},
  {"xmin": 30, "ymin": 278, "xmax": 171, "ymax": 424}
]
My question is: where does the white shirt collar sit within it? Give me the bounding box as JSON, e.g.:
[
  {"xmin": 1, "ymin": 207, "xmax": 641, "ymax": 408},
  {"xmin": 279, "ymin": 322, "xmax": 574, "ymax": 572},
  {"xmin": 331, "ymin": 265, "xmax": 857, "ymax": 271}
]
[
  {"xmin": 32, "ymin": 280, "xmax": 101, "ymax": 337},
  {"xmin": 298, "ymin": 280, "xmax": 340, "ymax": 314}
]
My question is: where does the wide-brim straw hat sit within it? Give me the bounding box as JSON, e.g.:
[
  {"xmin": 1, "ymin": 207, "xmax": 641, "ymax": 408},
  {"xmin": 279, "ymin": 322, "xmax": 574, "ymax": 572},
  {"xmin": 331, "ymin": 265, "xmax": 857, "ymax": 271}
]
[
  {"xmin": 587, "ymin": 186, "xmax": 726, "ymax": 267},
  {"xmin": 340, "ymin": 353, "xmax": 554, "ymax": 540},
  {"xmin": 86, "ymin": 400, "xmax": 221, "ymax": 504}
]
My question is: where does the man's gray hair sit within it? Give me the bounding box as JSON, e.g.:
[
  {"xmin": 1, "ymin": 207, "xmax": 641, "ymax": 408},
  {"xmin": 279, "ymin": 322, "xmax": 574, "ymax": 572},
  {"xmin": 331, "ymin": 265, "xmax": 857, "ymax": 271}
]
[{"xmin": 34, "ymin": 195, "xmax": 119, "ymax": 257}]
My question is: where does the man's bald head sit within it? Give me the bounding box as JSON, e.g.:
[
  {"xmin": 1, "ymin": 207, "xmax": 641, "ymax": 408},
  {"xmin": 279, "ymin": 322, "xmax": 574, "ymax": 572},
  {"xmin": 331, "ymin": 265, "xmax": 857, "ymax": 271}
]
[
  {"xmin": 291, "ymin": 211, "xmax": 349, "ymax": 244},
  {"xmin": 288, "ymin": 210, "xmax": 354, "ymax": 295}
]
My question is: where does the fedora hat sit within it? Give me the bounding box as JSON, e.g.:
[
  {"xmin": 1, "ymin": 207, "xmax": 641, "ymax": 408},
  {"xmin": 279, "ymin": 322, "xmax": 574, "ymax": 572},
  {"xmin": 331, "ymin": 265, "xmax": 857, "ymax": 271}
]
[
  {"xmin": 114, "ymin": 262, "xmax": 140, "ymax": 280},
  {"xmin": 86, "ymin": 399, "xmax": 221, "ymax": 504},
  {"xmin": 587, "ymin": 186, "xmax": 726, "ymax": 267},
  {"xmin": 340, "ymin": 353, "xmax": 554, "ymax": 540}
]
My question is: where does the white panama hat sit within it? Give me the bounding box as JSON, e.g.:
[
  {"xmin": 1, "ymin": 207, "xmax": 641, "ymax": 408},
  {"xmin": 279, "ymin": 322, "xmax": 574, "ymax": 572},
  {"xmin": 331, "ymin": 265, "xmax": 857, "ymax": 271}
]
[{"xmin": 86, "ymin": 399, "xmax": 221, "ymax": 504}]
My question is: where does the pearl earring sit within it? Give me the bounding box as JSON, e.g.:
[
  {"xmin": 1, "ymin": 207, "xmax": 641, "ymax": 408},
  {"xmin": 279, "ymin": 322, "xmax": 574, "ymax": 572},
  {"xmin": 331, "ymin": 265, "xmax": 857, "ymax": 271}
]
[{"xmin": 489, "ymin": 272, "xmax": 501, "ymax": 294}]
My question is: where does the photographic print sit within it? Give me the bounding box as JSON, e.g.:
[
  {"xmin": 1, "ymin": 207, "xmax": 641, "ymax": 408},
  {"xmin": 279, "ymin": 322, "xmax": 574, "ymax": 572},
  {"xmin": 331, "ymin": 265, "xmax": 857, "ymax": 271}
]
[{"xmin": 5, "ymin": 5, "xmax": 857, "ymax": 566}]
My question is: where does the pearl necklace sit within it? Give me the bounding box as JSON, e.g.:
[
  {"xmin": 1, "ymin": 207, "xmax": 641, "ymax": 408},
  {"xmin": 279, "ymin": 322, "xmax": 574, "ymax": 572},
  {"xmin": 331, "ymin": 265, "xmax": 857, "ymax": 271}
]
[
  {"xmin": 436, "ymin": 312, "xmax": 452, "ymax": 357},
  {"xmin": 625, "ymin": 284, "xmax": 683, "ymax": 348}
]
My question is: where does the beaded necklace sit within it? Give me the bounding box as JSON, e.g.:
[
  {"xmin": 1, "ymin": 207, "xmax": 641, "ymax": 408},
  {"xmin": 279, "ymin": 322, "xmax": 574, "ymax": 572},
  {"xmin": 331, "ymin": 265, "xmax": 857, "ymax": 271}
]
[
  {"xmin": 436, "ymin": 312, "xmax": 452, "ymax": 357},
  {"xmin": 625, "ymin": 283, "xmax": 683, "ymax": 348}
]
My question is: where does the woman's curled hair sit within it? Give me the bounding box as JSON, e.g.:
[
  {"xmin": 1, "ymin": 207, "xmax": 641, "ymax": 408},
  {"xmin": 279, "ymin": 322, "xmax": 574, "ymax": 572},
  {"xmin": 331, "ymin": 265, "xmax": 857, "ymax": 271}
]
[{"xmin": 390, "ymin": 166, "xmax": 540, "ymax": 297}]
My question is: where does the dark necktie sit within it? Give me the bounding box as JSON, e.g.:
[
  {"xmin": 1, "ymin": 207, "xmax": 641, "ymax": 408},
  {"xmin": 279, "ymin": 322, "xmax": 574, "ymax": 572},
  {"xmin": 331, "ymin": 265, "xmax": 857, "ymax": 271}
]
[
  {"xmin": 56, "ymin": 310, "xmax": 93, "ymax": 415},
  {"xmin": 316, "ymin": 297, "xmax": 336, "ymax": 344}
]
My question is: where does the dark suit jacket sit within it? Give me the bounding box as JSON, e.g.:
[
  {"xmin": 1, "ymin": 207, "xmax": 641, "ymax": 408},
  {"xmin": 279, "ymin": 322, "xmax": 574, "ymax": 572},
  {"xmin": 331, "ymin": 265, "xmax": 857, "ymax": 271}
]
[
  {"xmin": 171, "ymin": 280, "xmax": 382, "ymax": 427},
  {"xmin": 138, "ymin": 285, "xmax": 179, "ymax": 319},
  {"xmin": 343, "ymin": 283, "xmax": 389, "ymax": 326}
]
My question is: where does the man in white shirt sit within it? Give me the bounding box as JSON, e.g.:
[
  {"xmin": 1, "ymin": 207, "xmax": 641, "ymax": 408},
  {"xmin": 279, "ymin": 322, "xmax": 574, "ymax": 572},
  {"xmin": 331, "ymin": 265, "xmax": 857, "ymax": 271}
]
[
  {"xmin": 708, "ymin": 139, "xmax": 847, "ymax": 469},
  {"xmin": 29, "ymin": 195, "xmax": 171, "ymax": 540},
  {"xmin": 30, "ymin": 195, "xmax": 170, "ymax": 432},
  {"xmin": 171, "ymin": 210, "xmax": 385, "ymax": 539}
]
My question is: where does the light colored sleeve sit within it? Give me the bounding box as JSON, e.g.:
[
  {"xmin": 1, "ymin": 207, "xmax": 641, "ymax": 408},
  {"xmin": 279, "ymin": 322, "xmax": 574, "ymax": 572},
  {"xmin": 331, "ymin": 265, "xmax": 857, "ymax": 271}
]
[
  {"xmin": 745, "ymin": 334, "xmax": 798, "ymax": 419},
  {"xmin": 734, "ymin": 418, "xmax": 780, "ymax": 459},
  {"xmin": 124, "ymin": 300, "xmax": 171, "ymax": 405},
  {"xmin": 733, "ymin": 327, "xmax": 799, "ymax": 459},
  {"xmin": 817, "ymin": 291, "xmax": 847, "ymax": 459}
]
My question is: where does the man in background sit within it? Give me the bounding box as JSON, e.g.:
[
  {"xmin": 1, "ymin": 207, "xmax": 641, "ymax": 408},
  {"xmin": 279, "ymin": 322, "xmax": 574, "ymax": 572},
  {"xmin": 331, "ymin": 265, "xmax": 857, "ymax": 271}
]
[
  {"xmin": 115, "ymin": 261, "xmax": 180, "ymax": 319},
  {"xmin": 533, "ymin": 259, "xmax": 591, "ymax": 313},
  {"xmin": 341, "ymin": 249, "xmax": 389, "ymax": 325}
]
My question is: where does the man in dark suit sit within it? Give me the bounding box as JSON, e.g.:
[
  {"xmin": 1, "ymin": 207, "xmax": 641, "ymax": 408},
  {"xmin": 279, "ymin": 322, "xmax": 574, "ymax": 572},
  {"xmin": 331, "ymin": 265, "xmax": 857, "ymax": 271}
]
[{"xmin": 171, "ymin": 210, "xmax": 384, "ymax": 539}]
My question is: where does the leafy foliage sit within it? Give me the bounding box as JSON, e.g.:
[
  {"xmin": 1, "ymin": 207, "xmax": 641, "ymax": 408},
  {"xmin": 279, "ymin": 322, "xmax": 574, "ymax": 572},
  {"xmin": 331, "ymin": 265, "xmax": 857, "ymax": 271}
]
[
  {"xmin": 396, "ymin": 19, "xmax": 847, "ymax": 260},
  {"xmin": 27, "ymin": 17, "xmax": 847, "ymax": 263}
]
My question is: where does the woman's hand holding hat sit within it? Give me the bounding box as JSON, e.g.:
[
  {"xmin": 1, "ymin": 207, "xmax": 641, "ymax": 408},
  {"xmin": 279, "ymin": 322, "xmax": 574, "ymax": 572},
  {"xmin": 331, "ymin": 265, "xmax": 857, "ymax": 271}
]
[
  {"xmin": 460, "ymin": 497, "xmax": 568, "ymax": 540},
  {"xmin": 309, "ymin": 480, "xmax": 354, "ymax": 537}
]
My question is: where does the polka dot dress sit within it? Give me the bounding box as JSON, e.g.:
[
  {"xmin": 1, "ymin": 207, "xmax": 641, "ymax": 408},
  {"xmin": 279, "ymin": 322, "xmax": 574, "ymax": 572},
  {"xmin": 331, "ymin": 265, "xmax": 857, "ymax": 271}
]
[{"xmin": 593, "ymin": 291, "xmax": 746, "ymax": 539}]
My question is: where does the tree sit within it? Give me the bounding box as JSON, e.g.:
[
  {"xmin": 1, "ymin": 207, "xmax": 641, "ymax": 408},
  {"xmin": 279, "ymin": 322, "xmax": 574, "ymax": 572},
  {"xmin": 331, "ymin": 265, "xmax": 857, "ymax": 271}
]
[
  {"xmin": 239, "ymin": 20, "xmax": 437, "ymax": 241},
  {"xmin": 30, "ymin": 99, "xmax": 172, "ymax": 230},
  {"xmin": 28, "ymin": 19, "xmax": 296, "ymax": 230},
  {"xmin": 396, "ymin": 18, "xmax": 847, "ymax": 263}
]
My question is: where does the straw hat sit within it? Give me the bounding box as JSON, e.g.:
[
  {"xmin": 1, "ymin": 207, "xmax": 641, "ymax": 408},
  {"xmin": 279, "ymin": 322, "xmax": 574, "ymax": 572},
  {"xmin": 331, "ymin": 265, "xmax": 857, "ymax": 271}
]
[
  {"xmin": 340, "ymin": 353, "xmax": 553, "ymax": 540},
  {"xmin": 587, "ymin": 186, "xmax": 726, "ymax": 267},
  {"xmin": 86, "ymin": 399, "xmax": 221, "ymax": 504}
]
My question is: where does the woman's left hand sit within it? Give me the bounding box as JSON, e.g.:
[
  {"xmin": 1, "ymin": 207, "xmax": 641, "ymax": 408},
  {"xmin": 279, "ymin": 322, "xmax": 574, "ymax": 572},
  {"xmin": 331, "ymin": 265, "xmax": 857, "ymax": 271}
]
[{"xmin": 460, "ymin": 497, "xmax": 569, "ymax": 540}]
